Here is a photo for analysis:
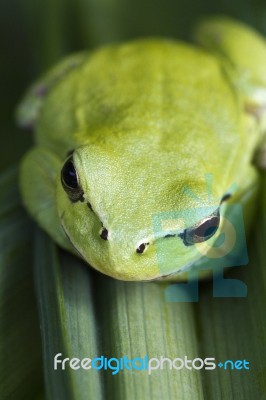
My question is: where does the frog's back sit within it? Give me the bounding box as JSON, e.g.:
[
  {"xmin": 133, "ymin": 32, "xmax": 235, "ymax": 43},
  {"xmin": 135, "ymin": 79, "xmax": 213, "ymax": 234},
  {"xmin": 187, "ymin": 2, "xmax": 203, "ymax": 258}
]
[{"xmin": 36, "ymin": 39, "xmax": 245, "ymax": 193}]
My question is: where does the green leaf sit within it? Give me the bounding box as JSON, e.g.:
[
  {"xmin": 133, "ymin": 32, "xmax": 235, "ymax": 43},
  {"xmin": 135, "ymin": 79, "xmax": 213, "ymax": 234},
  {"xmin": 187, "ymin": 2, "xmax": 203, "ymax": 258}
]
[
  {"xmin": 0, "ymin": 167, "xmax": 43, "ymax": 400},
  {"xmin": 194, "ymin": 174, "xmax": 266, "ymax": 399},
  {"xmin": 34, "ymin": 230, "xmax": 103, "ymax": 400},
  {"xmin": 93, "ymin": 277, "xmax": 204, "ymax": 399},
  {"xmin": 34, "ymin": 229, "xmax": 205, "ymax": 399}
]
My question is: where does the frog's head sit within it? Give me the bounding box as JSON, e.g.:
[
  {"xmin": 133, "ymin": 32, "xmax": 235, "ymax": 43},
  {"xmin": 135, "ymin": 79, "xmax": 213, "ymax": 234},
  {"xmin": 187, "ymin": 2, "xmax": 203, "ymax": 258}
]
[{"xmin": 57, "ymin": 143, "xmax": 232, "ymax": 281}]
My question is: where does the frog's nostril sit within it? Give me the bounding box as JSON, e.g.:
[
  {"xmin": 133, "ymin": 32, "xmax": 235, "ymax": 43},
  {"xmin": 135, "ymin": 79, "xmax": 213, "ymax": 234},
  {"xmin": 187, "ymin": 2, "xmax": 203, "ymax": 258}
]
[{"xmin": 136, "ymin": 242, "xmax": 149, "ymax": 254}]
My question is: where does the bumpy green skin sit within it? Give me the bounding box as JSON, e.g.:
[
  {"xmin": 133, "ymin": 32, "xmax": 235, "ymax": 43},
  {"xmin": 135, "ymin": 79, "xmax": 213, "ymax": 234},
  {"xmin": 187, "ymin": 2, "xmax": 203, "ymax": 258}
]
[{"xmin": 18, "ymin": 17, "xmax": 266, "ymax": 281}]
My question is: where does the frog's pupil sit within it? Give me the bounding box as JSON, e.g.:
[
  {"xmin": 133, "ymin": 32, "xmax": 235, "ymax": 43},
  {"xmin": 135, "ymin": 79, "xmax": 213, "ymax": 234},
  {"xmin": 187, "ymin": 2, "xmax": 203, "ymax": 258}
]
[
  {"xmin": 179, "ymin": 209, "xmax": 220, "ymax": 246},
  {"xmin": 194, "ymin": 217, "xmax": 219, "ymax": 239},
  {"xmin": 61, "ymin": 157, "xmax": 85, "ymax": 202},
  {"xmin": 62, "ymin": 159, "xmax": 78, "ymax": 188}
]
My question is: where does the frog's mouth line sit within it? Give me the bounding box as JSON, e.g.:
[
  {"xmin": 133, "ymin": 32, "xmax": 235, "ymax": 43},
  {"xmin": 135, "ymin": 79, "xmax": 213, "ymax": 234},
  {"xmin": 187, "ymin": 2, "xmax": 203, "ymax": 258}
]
[
  {"xmin": 151, "ymin": 207, "xmax": 221, "ymax": 248},
  {"xmin": 151, "ymin": 194, "xmax": 231, "ymax": 251},
  {"xmin": 60, "ymin": 213, "xmax": 85, "ymax": 260}
]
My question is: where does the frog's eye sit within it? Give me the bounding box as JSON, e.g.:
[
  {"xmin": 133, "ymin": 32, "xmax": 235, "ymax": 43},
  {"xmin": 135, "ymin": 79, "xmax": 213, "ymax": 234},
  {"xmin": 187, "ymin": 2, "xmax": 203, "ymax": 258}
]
[
  {"xmin": 61, "ymin": 157, "xmax": 84, "ymax": 202},
  {"xmin": 179, "ymin": 209, "xmax": 220, "ymax": 246}
]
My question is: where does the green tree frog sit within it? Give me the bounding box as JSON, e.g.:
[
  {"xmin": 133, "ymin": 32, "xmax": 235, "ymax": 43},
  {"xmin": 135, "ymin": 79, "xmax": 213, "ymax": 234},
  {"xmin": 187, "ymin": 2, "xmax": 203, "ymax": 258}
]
[{"xmin": 17, "ymin": 17, "xmax": 266, "ymax": 281}]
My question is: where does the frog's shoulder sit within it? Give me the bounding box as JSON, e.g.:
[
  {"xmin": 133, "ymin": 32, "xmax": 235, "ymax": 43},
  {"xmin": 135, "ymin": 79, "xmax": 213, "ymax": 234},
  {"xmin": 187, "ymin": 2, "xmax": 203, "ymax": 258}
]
[{"xmin": 16, "ymin": 52, "xmax": 88, "ymax": 131}]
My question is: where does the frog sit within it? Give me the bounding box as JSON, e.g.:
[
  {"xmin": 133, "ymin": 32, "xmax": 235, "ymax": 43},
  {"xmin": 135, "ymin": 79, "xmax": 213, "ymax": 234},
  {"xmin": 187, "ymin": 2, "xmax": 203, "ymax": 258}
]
[{"xmin": 16, "ymin": 16, "xmax": 266, "ymax": 281}]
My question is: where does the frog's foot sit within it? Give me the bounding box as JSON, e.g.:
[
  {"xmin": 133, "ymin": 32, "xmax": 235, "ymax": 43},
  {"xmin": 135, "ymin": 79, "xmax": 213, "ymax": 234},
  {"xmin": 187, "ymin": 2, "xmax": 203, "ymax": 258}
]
[{"xmin": 20, "ymin": 146, "xmax": 77, "ymax": 254}]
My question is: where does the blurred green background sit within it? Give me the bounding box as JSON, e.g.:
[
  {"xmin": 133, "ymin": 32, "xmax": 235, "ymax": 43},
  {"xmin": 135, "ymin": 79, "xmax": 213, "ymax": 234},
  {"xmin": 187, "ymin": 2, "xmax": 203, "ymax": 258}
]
[
  {"xmin": 1, "ymin": 1, "xmax": 266, "ymax": 400},
  {"xmin": 1, "ymin": 0, "xmax": 266, "ymax": 170}
]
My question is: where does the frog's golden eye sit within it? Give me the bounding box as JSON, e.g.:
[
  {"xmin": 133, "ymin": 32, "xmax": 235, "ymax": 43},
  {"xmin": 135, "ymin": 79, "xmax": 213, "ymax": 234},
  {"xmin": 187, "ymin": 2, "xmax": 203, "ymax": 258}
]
[
  {"xmin": 179, "ymin": 209, "xmax": 220, "ymax": 246},
  {"xmin": 61, "ymin": 157, "xmax": 84, "ymax": 202}
]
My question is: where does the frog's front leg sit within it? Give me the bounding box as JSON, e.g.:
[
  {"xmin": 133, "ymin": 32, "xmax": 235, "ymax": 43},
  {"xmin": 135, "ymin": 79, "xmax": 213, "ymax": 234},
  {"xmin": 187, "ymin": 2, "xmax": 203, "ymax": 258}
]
[
  {"xmin": 20, "ymin": 146, "xmax": 76, "ymax": 254},
  {"xmin": 16, "ymin": 52, "xmax": 87, "ymax": 131}
]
